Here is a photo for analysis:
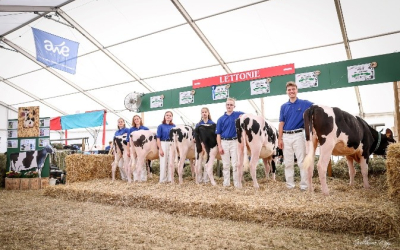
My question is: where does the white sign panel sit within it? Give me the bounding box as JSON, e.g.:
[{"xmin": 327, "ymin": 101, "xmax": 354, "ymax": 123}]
[
  {"xmin": 179, "ymin": 91, "xmax": 194, "ymax": 105},
  {"xmin": 250, "ymin": 79, "xmax": 270, "ymax": 95},
  {"xmin": 39, "ymin": 138, "xmax": 50, "ymax": 147},
  {"xmin": 40, "ymin": 118, "xmax": 50, "ymax": 127},
  {"xmin": 347, "ymin": 63, "xmax": 375, "ymax": 83},
  {"xmin": 39, "ymin": 128, "xmax": 50, "ymax": 137},
  {"xmin": 7, "ymin": 130, "xmax": 18, "ymax": 138},
  {"xmin": 7, "ymin": 140, "xmax": 18, "ymax": 148},
  {"xmin": 212, "ymin": 85, "xmax": 229, "ymax": 101},
  {"xmin": 8, "ymin": 120, "xmax": 18, "ymax": 129},
  {"xmin": 20, "ymin": 139, "xmax": 36, "ymax": 151},
  {"xmin": 150, "ymin": 96, "xmax": 164, "ymax": 108},
  {"xmin": 296, "ymin": 72, "xmax": 319, "ymax": 89}
]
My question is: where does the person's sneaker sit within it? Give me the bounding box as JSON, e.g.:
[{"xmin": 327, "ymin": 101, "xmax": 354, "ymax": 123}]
[{"xmin": 300, "ymin": 188, "xmax": 307, "ymax": 192}]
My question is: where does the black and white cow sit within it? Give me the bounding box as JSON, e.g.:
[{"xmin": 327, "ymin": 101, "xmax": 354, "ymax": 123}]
[
  {"xmin": 169, "ymin": 125, "xmax": 196, "ymax": 184},
  {"xmin": 9, "ymin": 145, "xmax": 55, "ymax": 178},
  {"xmin": 194, "ymin": 124, "xmax": 221, "ymax": 185},
  {"xmin": 128, "ymin": 130, "xmax": 159, "ymax": 183},
  {"xmin": 303, "ymin": 105, "xmax": 395, "ymax": 195},
  {"xmin": 111, "ymin": 134, "xmax": 129, "ymax": 182},
  {"xmin": 236, "ymin": 114, "xmax": 279, "ymax": 188}
]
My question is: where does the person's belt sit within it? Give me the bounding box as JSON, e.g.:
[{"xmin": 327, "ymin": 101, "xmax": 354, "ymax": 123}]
[
  {"xmin": 160, "ymin": 139, "xmax": 172, "ymax": 142},
  {"xmin": 221, "ymin": 137, "xmax": 237, "ymax": 140},
  {"xmin": 283, "ymin": 129, "xmax": 303, "ymax": 134}
]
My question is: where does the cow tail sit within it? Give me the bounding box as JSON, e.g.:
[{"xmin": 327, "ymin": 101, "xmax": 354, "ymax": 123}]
[
  {"xmin": 303, "ymin": 105, "xmax": 315, "ymax": 170},
  {"xmin": 236, "ymin": 116, "xmax": 249, "ymax": 172},
  {"xmin": 243, "ymin": 143, "xmax": 250, "ymax": 172},
  {"xmin": 170, "ymin": 130, "xmax": 178, "ymax": 168}
]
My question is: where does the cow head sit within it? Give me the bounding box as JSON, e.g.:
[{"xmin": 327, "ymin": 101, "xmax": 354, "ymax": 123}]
[
  {"xmin": 22, "ymin": 109, "xmax": 35, "ymax": 128},
  {"xmin": 45, "ymin": 144, "xmax": 56, "ymax": 155},
  {"xmin": 373, "ymin": 132, "xmax": 395, "ymax": 156}
]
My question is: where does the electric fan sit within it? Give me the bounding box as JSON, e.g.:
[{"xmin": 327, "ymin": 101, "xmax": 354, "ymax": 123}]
[{"xmin": 124, "ymin": 92, "xmax": 143, "ymax": 112}]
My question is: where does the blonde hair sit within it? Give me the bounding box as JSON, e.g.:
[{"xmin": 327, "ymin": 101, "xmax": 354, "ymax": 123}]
[
  {"xmin": 132, "ymin": 115, "xmax": 143, "ymax": 127},
  {"xmin": 226, "ymin": 97, "xmax": 236, "ymax": 104},
  {"xmin": 286, "ymin": 81, "xmax": 297, "ymax": 89},
  {"xmin": 117, "ymin": 118, "xmax": 126, "ymax": 129},
  {"xmin": 200, "ymin": 107, "xmax": 212, "ymax": 122}
]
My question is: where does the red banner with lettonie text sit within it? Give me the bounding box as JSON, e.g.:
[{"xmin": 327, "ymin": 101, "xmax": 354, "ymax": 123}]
[{"xmin": 192, "ymin": 63, "xmax": 295, "ymax": 89}]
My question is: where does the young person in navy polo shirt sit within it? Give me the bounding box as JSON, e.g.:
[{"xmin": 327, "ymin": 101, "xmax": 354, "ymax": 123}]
[
  {"xmin": 156, "ymin": 111, "xmax": 176, "ymax": 183},
  {"xmin": 126, "ymin": 115, "xmax": 149, "ymax": 181},
  {"xmin": 216, "ymin": 98, "xmax": 244, "ymax": 187},
  {"xmin": 195, "ymin": 107, "xmax": 215, "ymax": 183},
  {"xmin": 278, "ymin": 81, "xmax": 313, "ymax": 191},
  {"xmin": 114, "ymin": 118, "xmax": 130, "ymax": 181}
]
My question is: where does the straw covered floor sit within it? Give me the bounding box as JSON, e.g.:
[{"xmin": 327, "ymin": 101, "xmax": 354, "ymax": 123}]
[
  {"xmin": 2, "ymin": 190, "xmax": 400, "ymax": 250},
  {"xmin": 44, "ymin": 174, "xmax": 400, "ymax": 238}
]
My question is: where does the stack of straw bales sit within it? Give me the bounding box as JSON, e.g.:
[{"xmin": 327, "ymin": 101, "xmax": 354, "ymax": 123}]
[
  {"xmin": 65, "ymin": 154, "xmax": 118, "ymax": 183},
  {"xmin": 386, "ymin": 143, "xmax": 400, "ymax": 202}
]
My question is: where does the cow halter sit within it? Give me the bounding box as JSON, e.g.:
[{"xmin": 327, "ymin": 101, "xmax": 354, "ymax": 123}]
[{"xmin": 373, "ymin": 133, "xmax": 381, "ymax": 153}]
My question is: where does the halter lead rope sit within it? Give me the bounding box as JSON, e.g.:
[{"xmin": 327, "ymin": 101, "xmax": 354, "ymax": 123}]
[{"xmin": 373, "ymin": 132, "xmax": 381, "ymax": 153}]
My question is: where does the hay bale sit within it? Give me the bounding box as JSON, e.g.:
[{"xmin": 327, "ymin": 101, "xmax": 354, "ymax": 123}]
[
  {"xmin": 65, "ymin": 154, "xmax": 116, "ymax": 183},
  {"xmin": 386, "ymin": 143, "xmax": 400, "ymax": 202},
  {"xmin": 52, "ymin": 150, "xmax": 74, "ymax": 171}
]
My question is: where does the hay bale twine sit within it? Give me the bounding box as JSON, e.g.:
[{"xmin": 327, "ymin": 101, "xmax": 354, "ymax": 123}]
[{"xmin": 386, "ymin": 143, "xmax": 400, "ymax": 202}]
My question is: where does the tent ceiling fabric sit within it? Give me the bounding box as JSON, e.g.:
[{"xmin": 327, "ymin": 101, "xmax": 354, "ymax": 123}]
[{"xmin": 1, "ymin": 0, "xmax": 399, "ymax": 129}]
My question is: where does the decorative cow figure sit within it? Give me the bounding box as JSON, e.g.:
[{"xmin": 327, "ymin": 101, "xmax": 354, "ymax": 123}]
[
  {"xmin": 9, "ymin": 144, "xmax": 55, "ymax": 178},
  {"xmin": 236, "ymin": 114, "xmax": 278, "ymax": 188},
  {"xmin": 303, "ymin": 105, "xmax": 395, "ymax": 195}
]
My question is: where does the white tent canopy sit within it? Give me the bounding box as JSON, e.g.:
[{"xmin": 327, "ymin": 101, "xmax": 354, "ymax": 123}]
[{"xmin": 1, "ymin": 0, "xmax": 399, "ymax": 150}]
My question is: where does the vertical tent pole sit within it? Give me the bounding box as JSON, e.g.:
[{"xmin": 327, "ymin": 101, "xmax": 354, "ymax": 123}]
[
  {"xmin": 65, "ymin": 130, "xmax": 68, "ymax": 145},
  {"xmin": 102, "ymin": 110, "xmax": 107, "ymax": 149}
]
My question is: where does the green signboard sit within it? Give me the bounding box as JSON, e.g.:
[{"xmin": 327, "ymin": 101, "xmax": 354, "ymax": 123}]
[{"xmin": 139, "ymin": 52, "xmax": 400, "ymax": 112}]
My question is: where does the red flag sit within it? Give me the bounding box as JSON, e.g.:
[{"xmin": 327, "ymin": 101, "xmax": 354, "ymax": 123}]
[{"xmin": 50, "ymin": 116, "xmax": 62, "ymax": 130}]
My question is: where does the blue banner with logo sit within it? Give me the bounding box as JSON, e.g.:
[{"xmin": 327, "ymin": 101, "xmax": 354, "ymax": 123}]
[{"xmin": 32, "ymin": 27, "xmax": 79, "ymax": 74}]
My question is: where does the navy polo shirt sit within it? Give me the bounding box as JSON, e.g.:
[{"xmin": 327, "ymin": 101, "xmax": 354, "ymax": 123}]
[
  {"xmin": 216, "ymin": 111, "xmax": 244, "ymax": 138},
  {"xmin": 157, "ymin": 123, "xmax": 175, "ymax": 141},
  {"xmin": 126, "ymin": 126, "xmax": 149, "ymax": 142},
  {"xmin": 279, "ymin": 98, "xmax": 313, "ymax": 131}
]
